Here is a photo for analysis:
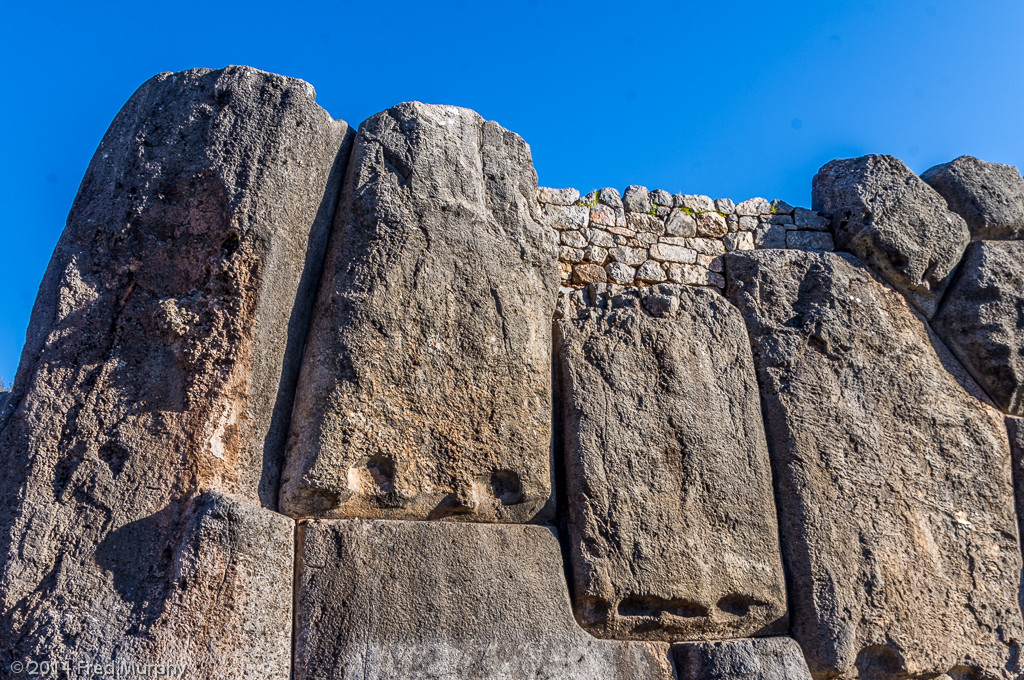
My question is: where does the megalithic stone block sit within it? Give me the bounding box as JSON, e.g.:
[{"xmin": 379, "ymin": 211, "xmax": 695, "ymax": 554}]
[
  {"xmin": 294, "ymin": 519, "xmax": 675, "ymax": 680},
  {"xmin": 554, "ymin": 283, "xmax": 787, "ymax": 642},
  {"xmin": 725, "ymin": 249, "xmax": 1024, "ymax": 679},
  {"xmin": 0, "ymin": 65, "xmax": 351, "ymax": 673},
  {"xmin": 933, "ymin": 241, "xmax": 1024, "ymax": 416},
  {"xmin": 280, "ymin": 102, "xmax": 560, "ymax": 523},
  {"xmin": 672, "ymin": 637, "xmax": 813, "ymax": 680},
  {"xmin": 922, "ymin": 156, "xmax": 1024, "ymax": 240},
  {"xmin": 812, "ymin": 154, "xmax": 969, "ymax": 318}
]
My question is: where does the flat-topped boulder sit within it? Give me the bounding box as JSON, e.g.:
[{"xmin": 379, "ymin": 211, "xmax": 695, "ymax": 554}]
[
  {"xmin": 933, "ymin": 241, "xmax": 1024, "ymax": 415},
  {"xmin": 812, "ymin": 154, "xmax": 969, "ymax": 317},
  {"xmin": 0, "ymin": 65, "xmax": 350, "ymax": 673},
  {"xmin": 279, "ymin": 102, "xmax": 559, "ymax": 523},
  {"xmin": 725, "ymin": 249, "xmax": 1023, "ymax": 679},
  {"xmin": 294, "ymin": 519, "xmax": 674, "ymax": 680},
  {"xmin": 922, "ymin": 156, "xmax": 1024, "ymax": 239},
  {"xmin": 555, "ymin": 284, "xmax": 787, "ymax": 642}
]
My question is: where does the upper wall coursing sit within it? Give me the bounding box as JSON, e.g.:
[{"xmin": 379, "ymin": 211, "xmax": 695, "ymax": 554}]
[{"xmin": 536, "ymin": 185, "xmax": 833, "ymax": 292}]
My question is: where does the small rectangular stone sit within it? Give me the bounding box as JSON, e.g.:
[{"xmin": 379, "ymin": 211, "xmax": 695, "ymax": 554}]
[
  {"xmin": 537, "ymin": 186, "xmax": 581, "ymax": 206},
  {"xmin": 543, "ymin": 204, "xmax": 589, "ymax": 230},
  {"xmin": 786, "ymin": 230, "xmax": 835, "ymax": 251},
  {"xmin": 561, "ymin": 230, "xmax": 587, "ymax": 248},
  {"xmin": 793, "ymin": 207, "xmax": 831, "ymax": 231},
  {"xmin": 754, "ymin": 224, "xmax": 787, "ymax": 249},
  {"xmin": 649, "ymin": 243, "xmax": 698, "ymax": 264},
  {"xmin": 591, "ymin": 204, "xmax": 624, "ymax": 228},
  {"xmin": 735, "ymin": 197, "xmax": 771, "ymax": 216},
  {"xmin": 626, "ymin": 212, "xmax": 665, "ymax": 234}
]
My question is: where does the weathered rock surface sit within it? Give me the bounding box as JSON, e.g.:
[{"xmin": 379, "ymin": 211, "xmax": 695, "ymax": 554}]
[
  {"xmin": 812, "ymin": 154, "xmax": 969, "ymax": 317},
  {"xmin": 294, "ymin": 519, "xmax": 674, "ymax": 680},
  {"xmin": 4, "ymin": 489, "xmax": 295, "ymax": 677},
  {"xmin": 0, "ymin": 66, "xmax": 348, "ymax": 670},
  {"xmin": 1006, "ymin": 417, "xmax": 1024, "ymax": 615},
  {"xmin": 922, "ymin": 156, "xmax": 1024, "ymax": 240},
  {"xmin": 725, "ymin": 249, "xmax": 1023, "ymax": 679},
  {"xmin": 933, "ymin": 241, "xmax": 1024, "ymax": 415},
  {"xmin": 672, "ymin": 637, "xmax": 813, "ymax": 680},
  {"xmin": 280, "ymin": 102, "xmax": 559, "ymax": 523},
  {"xmin": 554, "ymin": 284, "xmax": 787, "ymax": 642}
]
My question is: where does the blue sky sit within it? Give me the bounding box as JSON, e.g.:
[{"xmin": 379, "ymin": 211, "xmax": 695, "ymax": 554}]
[{"xmin": 1, "ymin": 0, "xmax": 1022, "ymax": 383}]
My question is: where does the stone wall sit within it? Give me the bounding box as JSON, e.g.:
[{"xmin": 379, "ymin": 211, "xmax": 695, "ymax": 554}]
[
  {"xmin": 537, "ymin": 185, "xmax": 833, "ymax": 291},
  {"xmin": 3, "ymin": 66, "xmax": 1024, "ymax": 680}
]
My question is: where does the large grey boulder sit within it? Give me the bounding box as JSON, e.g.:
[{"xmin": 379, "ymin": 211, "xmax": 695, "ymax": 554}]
[
  {"xmin": 554, "ymin": 284, "xmax": 787, "ymax": 642},
  {"xmin": 933, "ymin": 241, "xmax": 1024, "ymax": 415},
  {"xmin": 280, "ymin": 102, "xmax": 560, "ymax": 523},
  {"xmin": 812, "ymin": 154, "xmax": 969, "ymax": 317},
  {"xmin": 0, "ymin": 66, "xmax": 350, "ymax": 673},
  {"xmin": 294, "ymin": 519, "xmax": 674, "ymax": 680},
  {"xmin": 725, "ymin": 249, "xmax": 1023, "ymax": 679},
  {"xmin": 6, "ymin": 488, "xmax": 295, "ymax": 677},
  {"xmin": 672, "ymin": 637, "xmax": 813, "ymax": 680},
  {"xmin": 922, "ymin": 156, "xmax": 1024, "ymax": 240}
]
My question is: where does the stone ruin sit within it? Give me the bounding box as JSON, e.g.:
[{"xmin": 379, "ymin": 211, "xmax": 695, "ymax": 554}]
[{"xmin": 1, "ymin": 65, "xmax": 1024, "ymax": 680}]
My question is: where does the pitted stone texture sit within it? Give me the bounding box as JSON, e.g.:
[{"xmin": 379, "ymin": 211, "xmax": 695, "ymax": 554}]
[
  {"xmin": 623, "ymin": 185, "xmax": 652, "ymax": 214},
  {"xmin": 295, "ymin": 520, "xmax": 674, "ymax": 680},
  {"xmin": 0, "ymin": 66, "xmax": 349, "ymax": 671},
  {"xmin": 812, "ymin": 154, "xmax": 969, "ymax": 317},
  {"xmin": 725, "ymin": 249, "xmax": 1023, "ymax": 679},
  {"xmin": 280, "ymin": 102, "xmax": 559, "ymax": 523},
  {"xmin": 538, "ymin": 186, "xmax": 581, "ymax": 206},
  {"xmin": 933, "ymin": 241, "xmax": 1024, "ymax": 415},
  {"xmin": 5, "ymin": 489, "xmax": 295, "ymax": 678},
  {"xmin": 555, "ymin": 285, "xmax": 787, "ymax": 642},
  {"xmin": 921, "ymin": 156, "xmax": 1024, "ymax": 240},
  {"xmin": 785, "ymin": 230, "xmax": 834, "ymax": 251},
  {"xmin": 672, "ymin": 637, "xmax": 813, "ymax": 680}
]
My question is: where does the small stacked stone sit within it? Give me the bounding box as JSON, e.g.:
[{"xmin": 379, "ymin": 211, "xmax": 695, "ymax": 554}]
[{"xmin": 538, "ymin": 185, "xmax": 834, "ymax": 295}]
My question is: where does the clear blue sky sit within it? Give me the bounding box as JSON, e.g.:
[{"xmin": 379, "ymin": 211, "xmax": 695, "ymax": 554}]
[{"xmin": 2, "ymin": 0, "xmax": 1022, "ymax": 383}]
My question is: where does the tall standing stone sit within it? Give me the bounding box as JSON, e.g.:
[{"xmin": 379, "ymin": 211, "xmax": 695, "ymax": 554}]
[
  {"xmin": 280, "ymin": 102, "xmax": 559, "ymax": 523},
  {"xmin": 555, "ymin": 284, "xmax": 787, "ymax": 642},
  {"xmin": 0, "ymin": 66, "xmax": 352, "ymax": 674},
  {"xmin": 921, "ymin": 156, "xmax": 1024, "ymax": 240},
  {"xmin": 812, "ymin": 154, "xmax": 969, "ymax": 317},
  {"xmin": 933, "ymin": 241, "xmax": 1024, "ymax": 415},
  {"xmin": 725, "ymin": 249, "xmax": 1023, "ymax": 679},
  {"xmin": 294, "ymin": 519, "xmax": 674, "ymax": 680}
]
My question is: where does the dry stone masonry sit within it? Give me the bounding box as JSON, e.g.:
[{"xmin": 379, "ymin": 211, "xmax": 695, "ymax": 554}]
[
  {"xmin": 538, "ymin": 185, "xmax": 834, "ymax": 293},
  {"xmin": 2, "ymin": 65, "xmax": 1024, "ymax": 680}
]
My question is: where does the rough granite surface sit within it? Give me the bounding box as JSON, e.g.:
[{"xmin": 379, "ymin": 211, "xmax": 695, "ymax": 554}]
[
  {"xmin": 672, "ymin": 637, "xmax": 813, "ymax": 680},
  {"xmin": 922, "ymin": 155, "xmax": 1024, "ymax": 240},
  {"xmin": 933, "ymin": 241, "xmax": 1024, "ymax": 416},
  {"xmin": 294, "ymin": 519, "xmax": 674, "ymax": 680},
  {"xmin": 0, "ymin": 65, "xmax": 348, "ymax": 673},
  {"xmin": 812, "ymin": 154, "xmax": 969, "ymax": 318},
  {"xmin": 280, "ymin": 102, "xmax": 560, "ymax": 523},
  {"xmin": 555, "ymin": 284, "xmax": 787, "ymax": 642},
  {"xmin": 725, "ymin": 249, "xmax": 1023, "ymax": 679}
]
